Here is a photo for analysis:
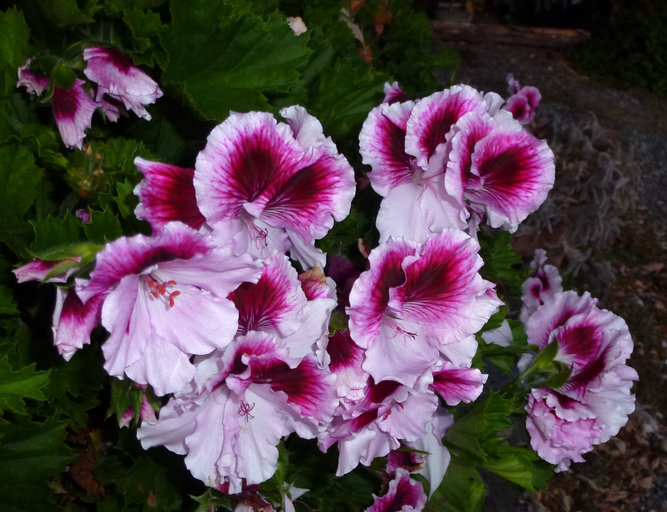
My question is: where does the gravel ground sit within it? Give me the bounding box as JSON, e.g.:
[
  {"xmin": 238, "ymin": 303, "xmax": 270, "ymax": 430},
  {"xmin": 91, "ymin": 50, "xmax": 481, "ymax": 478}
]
[{"xmin": 432, "ymin": 13, "xmax": 667, "ymax": 512}]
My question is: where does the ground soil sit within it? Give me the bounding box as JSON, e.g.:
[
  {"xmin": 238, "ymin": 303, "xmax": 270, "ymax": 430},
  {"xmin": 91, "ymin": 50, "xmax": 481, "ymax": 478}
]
[{"xmin": 432, "ymin": 7, "xmax": 667, "ymax": 511}]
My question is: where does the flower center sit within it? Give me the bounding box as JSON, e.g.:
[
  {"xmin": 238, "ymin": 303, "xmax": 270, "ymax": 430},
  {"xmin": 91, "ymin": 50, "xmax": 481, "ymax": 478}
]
[{"xmin": 145, "ymin": 275, "xmax": 181, "ymax": 307}]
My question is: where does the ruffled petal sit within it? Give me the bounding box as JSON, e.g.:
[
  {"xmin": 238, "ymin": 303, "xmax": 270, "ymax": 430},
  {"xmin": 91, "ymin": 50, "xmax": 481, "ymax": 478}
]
[
  {"xmin": 360, "ymin": 101, "xmax": 417, "ymax": 197},
  {"xmin": 405, "ymin": 85, "xmax": 488, "ymax": 169},
  {"xmin": 52, "ymin": 288, "xmax": 103, "ymax": 361},
  {"xmin": 133, "ymin": 157, "xmax": 205, "ymax": 232},
  {"xmin": 366, "ymin": 468, "xmax": 427, "ymax": 512},
  {"xmin": 83, "ymin": 46, "xmax": 162, "ymax": 120},
  {"xmin": 430, "ymin": 363, "xmax": 486, "ymax": 405},
  {"xmin": 80, "ymin": 222, "xmax": 213, "ymax": 302},
  {"xmin": 230, "ymin": 254, "xmax": 308, "ymax": 338},
  {"xmin": 52, "ymin": 79, "xmax": 98, "ymax": 149},
  {"xmin": 466, "ymin": 129, "xmax": 555, "ymax": 231},
  {"xmin": 194, "ymin": 111, "xmax": 306, "ymax": 225}
]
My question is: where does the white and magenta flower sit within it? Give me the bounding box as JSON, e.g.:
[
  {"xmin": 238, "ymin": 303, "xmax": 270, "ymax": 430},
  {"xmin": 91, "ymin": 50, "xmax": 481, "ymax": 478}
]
[
  {"xmin": 387, "ymin": 407, "xmax": 453, "ymax": 497},
  {"xmin": 320, "ymin": 377, "xmax": 439, "ymax": 476},
  {"xmin": 77, "ymin": 222, "xmax": 262, "ymax": 395},
  {"xmin": 194, "ymin": 106, "xmax": 355, "ymax": 268},
  {"xmin": 360, "ymin": 83, "xmax": 554, "ymax": 240},
  {"xmin": 365, "ymin": 468, "xmax": 427, "ymax": 512},
  {"xmin": 52, "ymin": 288, "xmax": 104, "ymax": 361},
  {"xmin": 526, "ymin": 388, "xmax": 601, "ymax": 471},
  {"xmin": 52, "ymin": 79, "xmax": 98, "ymax": 149},
  {"xmin": 520, "ymin": 248, "xmax": 563, "ymax": 323},
  {"xmin": 228, "ymin": 253, "xmax": 336, "ymax": 362},
  {"xmin": 83, "ymin": 46, "xmax": 163, "ymax": 121},
  {"xmin": 133, "ymin": 157, "xmax": 206, "ymax": 233},
  {"xmin": 138, "ymin": 332, "xmax": 336, "ymax": 492},
  {"xmin": 504, "ymin": 74, "xmax": 542, "ymax": 124},
  {"xmin": 523, "ymin": 289, "xmax": 638, "ymax": 470},
  {"xmin": 430, "ymin": 363, "xmax": 486, "ymax": 406},
  {"xmin": 347, "ymin": 230, "xmax": 501, "ymax": 386},
  {"xmin": 17, "ymin": 59, "xmax": 49, "ymax": 95}
]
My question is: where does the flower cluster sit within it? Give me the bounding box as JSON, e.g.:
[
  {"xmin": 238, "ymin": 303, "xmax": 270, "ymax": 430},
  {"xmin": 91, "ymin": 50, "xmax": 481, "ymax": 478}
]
[
  {"xmin": 521, "ymin": 251, "xmax": 638, "ymax": 471},
  {"xmin": 13, "ymin": 67, "xmax": 638, "ymax": 510},
  {"xmin": 359, "ymin": 82, "xmax": 554, "ymax": 243},
  {"xmin": 18, "ymin": 48, "xmax": 162, "ymax": 148}
]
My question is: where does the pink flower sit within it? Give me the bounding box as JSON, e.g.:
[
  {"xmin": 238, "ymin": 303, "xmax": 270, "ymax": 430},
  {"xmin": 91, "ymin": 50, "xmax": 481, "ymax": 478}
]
[
  {"xmin": 387, "ymin": 408, "xmax": 453, "ymax": 497},
  {"xmin": 526, "ymin": 388, "xmax": 601, "ymax": 471},
  {"xmin": 505, "ymin": 74, "xmax": 542, "ymax": 124},
  {"xmin": 360, "ymin": 83, "xmax": 554, "ymax": 239},
  {"xmin": 194, "ymin": 106, "xmax": 356, "ymax": 268},
  {"xmin": 138, "ymin": 332, "xmax": 336, "ymax": 492},
  {"xmin": 229, "ymin": 253, "xmax": 336, "ymax": 362},
  {"xmin": 365, "ymin": 468, "xmax": 427, "ymax": 512},
  {"xmin": 77, "ymin": 222, "xmax": 262, "ymax": 395},
  {"xmin": 382, "ymin": 81, "xmax": 409, "ymax": 105},
  {"xmin": 319, "ymin": 377, "xmax": 439, "ymax": 476},
  {"xmin": 83, "ymin": 46, "xmax": 163, "ymax": 121},
  {"xmin": 520, "ymin": 249, "xmax": 563, "ymax": 323},
  {"xmin": 523, "ymin": 290, "xmax": 638, "ymax": 470},
  {"xmin": 52, "ymin": 79, "xmax": 98, "ymax": 149},
  {"xmin": 52, "ymin": 288, "xmax": 104, "ymax": 361},
  {"xmin": 17, "ymin": 59, "xmax": 49, "ymax": 95},
  {"xmin": 347, "ymin": 230, "xmax": 501, "ymax": 386},
  {"xmin": 133, "ymin": 157, "xmax": 206, "ymax": 233}
]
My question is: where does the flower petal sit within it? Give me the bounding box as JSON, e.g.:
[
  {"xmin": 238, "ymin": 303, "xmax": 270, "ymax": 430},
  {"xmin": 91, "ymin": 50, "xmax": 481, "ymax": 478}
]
[
  {"xmin": 466, "ymin": 128, "xmax": 555, "ymax": 231},
  {"xmin": 52, "ymin": 79, "xmax": 98, "ymax": 149},
  {"xmin": 360, "ymin": 101, "xmax": 417, "ymax": 197},
  {"xmin": 133, "ymin": 157, "xmax": 205, "ymax": 232},
  {"xmin": 83, "ymin": 46, "xmax": 162, "ymax": 120},
  {"xmin": 405, "ymin": 85, "xmax": 488, "ymax": 169}
]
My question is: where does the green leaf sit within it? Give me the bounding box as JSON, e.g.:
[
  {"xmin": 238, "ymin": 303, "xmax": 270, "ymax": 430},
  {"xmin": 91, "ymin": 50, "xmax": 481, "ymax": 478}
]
[
  {"xmin": 123, "ymin": 7, "xmax": 167, "ymax": 67},
  {"xmin": 162, "ymin": 0, "xmax": 312, "ymax": 120},
  {"xmin": 309, "ymin": 59, "xmax": 386, "ymax": 139},
  {"xmin": 481, "ymin": 446, "xmax": 553, "ymax": 491},
  {"xmin": 478, "ymin": 231, "xmax": 527, "ymax": 288},
  {"xmin": 427, "ymin": 455, "xmax": 485, "ymax": 512},
  {"xmin": 50, "ymin": 62, "xmax": 77, "ymax": 90},
  {"xmin": 0, "ymin": 285, "xmax": 18, "ymax": 316},
  {"xmin": 0, "ymin": 356, "xmax": 50, "ymax": 417},
  {"xmin": 97, "ymin": 454, "xmax": 184, "ymax": 511},
  {"xmin": 443, "ymin": 392, "xmax": 517, "ymax": 462},
  {"xmin": 31, "ymin": 0, "xmax": 96, "ymax": 26},
  {"xmin": 0, "ymin": 7, "xmax": 30, "ymax": 72},
  {"xmin": 0, "ymin": 418, "xmax": 72, "ymax": 511},
  {"xmin": 108, "ymin": 378, "xmax": 142, "ymax": 425},
  {"xmin": 44, "ymin": 345, "xmax": 106, "ymax": 427},
  {"xmin": 191, "ymin": 488, "xmax": 234, "ymax": 512},
  {"xmin": 29, "ymin": 213, "xmax": 84, "ymax": 255},
  {"xmin": 84, "ymin": 208, "xmax": 123, "ymax": 244},
  {"xmin": 114, "ymin": 178, "xmax": 139, "ymax": 218},
  {"xmin": 0, "ymin": 145, "xmax": 44, "ymax": 249}
]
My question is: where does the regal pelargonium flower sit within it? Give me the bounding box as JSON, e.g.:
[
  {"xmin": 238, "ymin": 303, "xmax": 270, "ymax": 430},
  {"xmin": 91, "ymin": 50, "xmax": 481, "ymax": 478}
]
[
  {"xmin": 77, "ymin": 222, "xmax": 262, "ymax": 395},
  {"xmin": 138, "ymin": 332, "xmax": 337, "ymax": 493},
  {"xmin": 347, "ymin": 230, "xmax": 501, "ymax": 386},
  {"xmin": 444, "ymin": 110, "xmax": 555, "ymax": 232},
  {"xmin": 195, "ymin": 106, "xmax": 355, "ymax": 268},
  {"xmin": 365, "ymin": 468, "xmax": 427, "ymax": 512},
  {"xmin": 83, "ymin": 46, "xmax": 163, "ymax": 120},
  {"xmin": 52, "ymin": 79, "xmax": 98, "ymax": 149},
  {"xmin": 17, "ymin": 59, "xmax": 49, "ymax": 95},
  {"xmin": 320, "ymin": 377, "xmax": 439, "ymax": 476},
  {"xmin": 504, "ymin": 74, "xmax": 542, "ymax": 124},
  {"xmin": 133, "ymin": 157, "xmax": 206, "ymax": 233},
  {"xmin": 229, "ymin": 253, "xmax": 336, "ymax": 362},
  {"xmin": 523, "ymin": 289, "xmax": 638, "ymax": 470}
]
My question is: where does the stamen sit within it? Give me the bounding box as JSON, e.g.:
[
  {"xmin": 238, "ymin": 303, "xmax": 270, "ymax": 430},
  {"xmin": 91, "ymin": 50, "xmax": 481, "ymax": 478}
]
[
  {"xmin": 145, "ymin": 274, "xmax": 181, "ymax": 308},
  {"xmin": 237, "ymin": 401, "xmax": 255, "ymax": 422}
]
